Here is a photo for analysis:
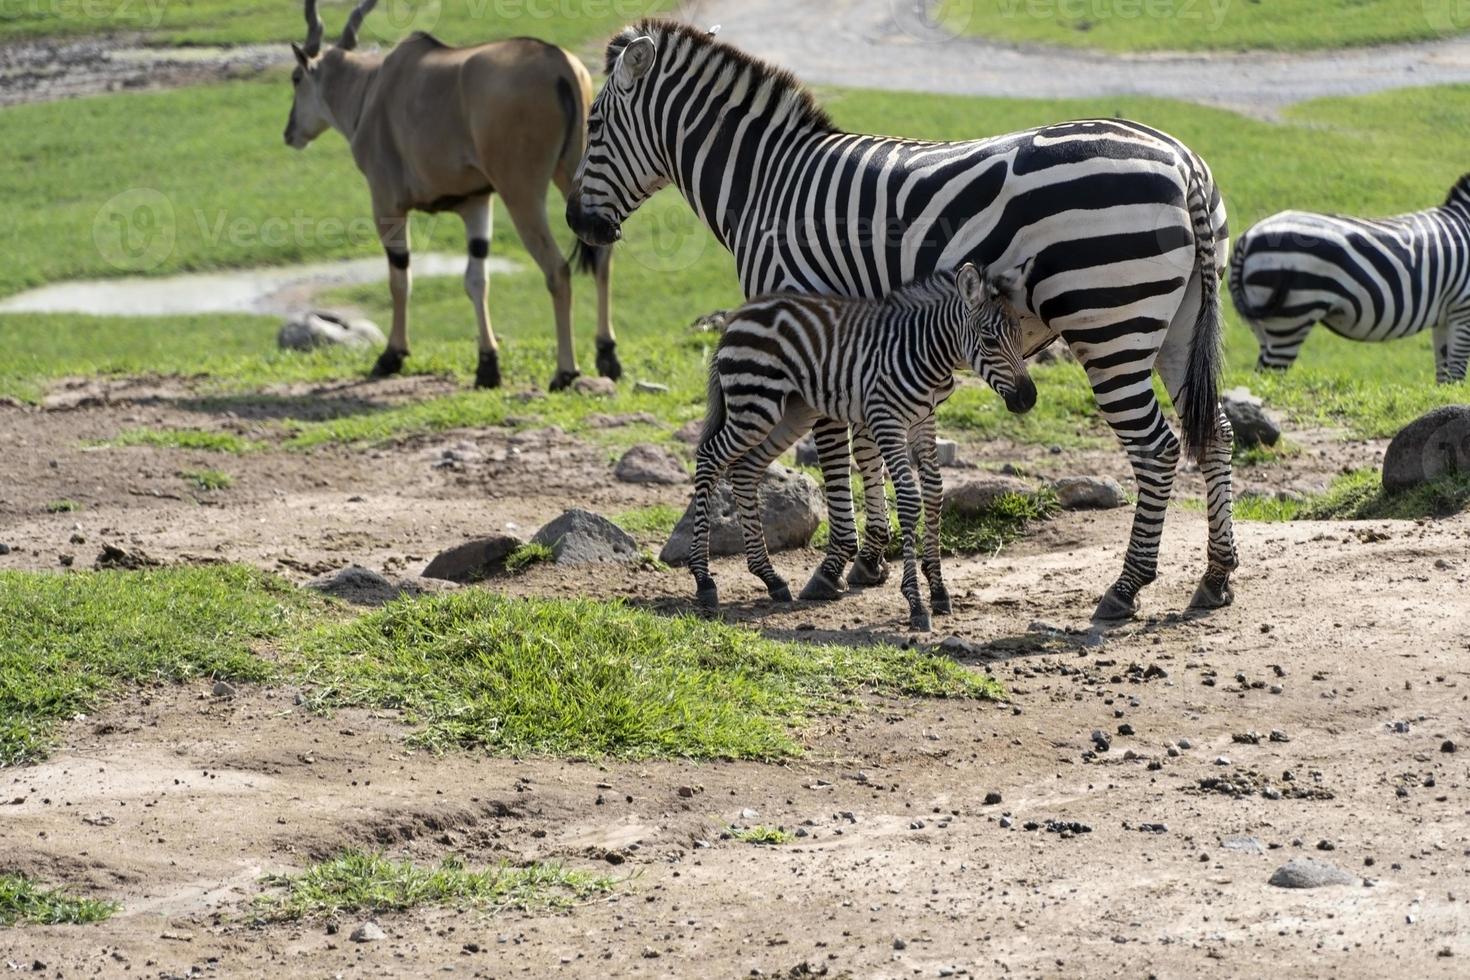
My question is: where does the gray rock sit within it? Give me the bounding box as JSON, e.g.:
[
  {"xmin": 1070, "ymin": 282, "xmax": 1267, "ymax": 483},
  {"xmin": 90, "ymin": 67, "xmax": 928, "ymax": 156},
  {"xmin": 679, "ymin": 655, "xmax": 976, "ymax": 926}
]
[
  {"xmin": 572, "ymin": 376, "xmax": 617, "ymax": 397},
  {"xmin": 1221, "ymin": 834, "xmax": 1266, "ymax": 854},
  {"xmin": 422, "ymin": 534, "xmax": 524, "ymax": 583},
  {"xmin": 1381, "ymin": 405, "xmax": 1470, "ymax": 493},
  {"xmin": 934, "ymin": 439, "xmax": 959, "ymax": 468},
  {"xmin": 1052, "ymin": 475, "xmax": 1128, "ymax": 510},
  {"xmin": 1030, "ymin": 338, "xmax": 1074, "ymax": 364},
  {"xmin": 660, "ymin": 465, "xmax": 823, "ymax": 566},
  {"xmin": 0, "ymin": 542, "xmax": 10, "ymax": 555},
  {"xmin": 350, "ymin": 922, "xmax": 386, "ymax": 943},
  {"xmin": 211, "ymin": 680, "xmax": 237, "ymax": 699},
  {"xmin": 793, "ymin": 434, "xmax": 820, "ymax": 467},
  {"xmin": 633, "ymin": 380, "xmax": 669, "ymax": 394},
  {"xmin": 943, "ymin": 475, "xmax": 1033, "ymax": 516},
  {"xmin": 277, "ymin": 311, "xmax": 384, "ymax": 351},
  {"xmin": 304, "ymin": 565, "xmax": 428, "ymax": 606},
  {"xmin": 1268, "ymin": 858, "xmax": 1357, "ymax": 889},
  {"xmin": 614, "ymin": 444, "xmax": 688, "ymax": 485},
  {"xmin": 673, "ymin": 419, "xmax": 704, "ymax": 445},
  {"xmin": 1222, "ymin": 391, "xmax": 1281, "ymax": 449},
  {"xmin": 531, "ymin": 509, "xmax": 638, "ymax": 565}
]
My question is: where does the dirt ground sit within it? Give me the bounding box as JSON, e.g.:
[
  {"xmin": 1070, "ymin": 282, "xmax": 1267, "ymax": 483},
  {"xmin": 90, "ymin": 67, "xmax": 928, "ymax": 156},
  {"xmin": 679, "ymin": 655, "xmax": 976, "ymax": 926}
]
[{"xmin": 2, "ymin": 375, "xmax": 1468, "ymax": 978}]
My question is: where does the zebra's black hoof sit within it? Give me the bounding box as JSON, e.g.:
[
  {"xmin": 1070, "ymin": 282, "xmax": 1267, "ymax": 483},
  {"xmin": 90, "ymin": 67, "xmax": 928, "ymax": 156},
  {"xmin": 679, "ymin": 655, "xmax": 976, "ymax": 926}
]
[
  {"xmin": 909, "ymin": 608, "xmax": 932, "ymax": 632},
  {"xmin": 475, "ymin": 349, "xmax": 501, "ymax": 389},
  {"xmin": 1188, "ymin": 575, "xmax": 1234, "ymax": 610},
  {"xmin": 1092, "ymin": 587, "xmax": 1139, "ymax": 623},
  {"xmin": 548, "ymin": 369, "xmax": 580, "ymax": 392},
  {"xmin": 595, "ymin": 338, "xmax": 622, "ymax": 381},
  {"xmin": 930, "ymin": 589, "xmax": 952, "ymax": 616},
  {"xmin": 768, "ymin": 581, "xmax": 793, "ymax": 603},
  {"xmin": 847, "ymin": 554, "xmax": 889, "ymax": 587},
  {"xmin": 371, "ymin": 348, "xmax": 406, "ymax": 377},
  {"xmin": 695, "ymin": 581, "xmax": 719, "ymax": 611},
  {"xmin": 798, "ymin": 567, "xmax": 847, "ymax": 601}
]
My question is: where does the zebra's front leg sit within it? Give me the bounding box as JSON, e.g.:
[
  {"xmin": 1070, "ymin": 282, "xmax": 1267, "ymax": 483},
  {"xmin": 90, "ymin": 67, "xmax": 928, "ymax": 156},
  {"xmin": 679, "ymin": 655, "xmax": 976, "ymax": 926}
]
[
  {"xmin": 871, "ymin": 416, "xmax": 929, "ymax": 632},
  {"xmin": 798, "ymin": 418, "xmax": 857, "ymax": 602},
  {"xmin": 1189, "ymin": 407, "xmax": 1239, "ymax": 609},
  {"xmin": 910, "ymin": 416, "xmax": 950, "ymax": 616},
  {"xmin": 1095, "ymin": 407, "xmax": 1181, "ymax": 622},
  {"xmin": 847, "ymin": 425, "xmax": 892, "ymax": 588}
]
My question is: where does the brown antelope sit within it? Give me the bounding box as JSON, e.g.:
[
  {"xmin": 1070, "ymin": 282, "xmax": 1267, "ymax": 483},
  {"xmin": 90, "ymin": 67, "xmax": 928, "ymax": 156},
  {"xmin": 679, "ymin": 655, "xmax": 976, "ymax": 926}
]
[{"xmin": 284, "ymin": 0, "xmax": 618, "ymax": 390}]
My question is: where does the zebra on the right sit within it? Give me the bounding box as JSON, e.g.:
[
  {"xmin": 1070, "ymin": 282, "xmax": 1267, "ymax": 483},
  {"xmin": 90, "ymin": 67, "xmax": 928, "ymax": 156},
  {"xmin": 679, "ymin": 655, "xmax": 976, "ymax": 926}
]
[{"xmin": 1229, "ymin": 174, "xmax": 1470, "ymax": 383}]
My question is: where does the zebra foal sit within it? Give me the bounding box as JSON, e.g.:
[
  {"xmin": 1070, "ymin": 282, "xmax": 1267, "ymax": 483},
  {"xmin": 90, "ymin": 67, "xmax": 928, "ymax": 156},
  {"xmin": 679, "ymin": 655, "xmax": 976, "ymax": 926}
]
[
  {"xmin": 1230, "ymin": 175, "xmax": 1470, "ymax": 382},
  {"xmin": 691, "ymin": 263, "xmax": 1034, "ymax": 631}
]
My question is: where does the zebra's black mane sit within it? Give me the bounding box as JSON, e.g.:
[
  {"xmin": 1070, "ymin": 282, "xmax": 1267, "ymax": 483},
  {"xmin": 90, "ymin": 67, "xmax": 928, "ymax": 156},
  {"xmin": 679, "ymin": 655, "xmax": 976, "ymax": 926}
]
[
  {"xmin": 604, "ymin": 19, "xmax": 836, "ymax": 134},
  {"xmin": 1445, "ymin": 173, "xmax": 1470, "ymax": 209}
]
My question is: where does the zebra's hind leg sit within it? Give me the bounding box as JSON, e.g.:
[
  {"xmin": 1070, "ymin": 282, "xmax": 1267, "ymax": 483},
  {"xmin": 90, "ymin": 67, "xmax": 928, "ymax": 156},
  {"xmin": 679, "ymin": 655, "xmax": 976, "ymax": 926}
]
[
  {"xmin": 870, "ymin": 415, "xmax": 929, "ymax": 631},
  {"xmin": 846, "ymin": 425, "xmax": 892, "ymax": 588},
  {"xmin": 910, "ymin": 416, "xmax": 950, "ymax": 615},
  {"xmin": 1188, "ymin": 407, "xmax": 1238, "ymax": 610},
  {"xmin": 689, "ymin": 408, "xmax": 781, "ymax": 613},
  {"xmin": 798, "ymin": 418, "xmax": 857, "ymax": 602},
  {"xmin": 1094, "ymin": 398, "xmax": 1180, "ymax": 623}
]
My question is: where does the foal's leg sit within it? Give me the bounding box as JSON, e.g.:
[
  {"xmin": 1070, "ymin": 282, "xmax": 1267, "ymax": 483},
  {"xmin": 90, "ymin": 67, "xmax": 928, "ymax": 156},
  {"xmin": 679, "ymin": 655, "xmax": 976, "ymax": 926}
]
[
  {"xmin": 798, "ymin": 419, "xmax": 857, "ymax": 601},
  {"xmin": 728, "ymin": 404, "xmax": 819, "ymax": 603},
  {"xmin": 909, "ymin": 415, "xmax": 950, "ymax": 616},
  {"xmin": 869, "ymin": 412, "xmax": 930, "ymax": 631},
  {"xmin": 690, "ymin": 407, "xmax": 779, "ymax": 611},
  {"xmin": 847, "ymin": 426, "xmax": 892, "ymax": 587}
]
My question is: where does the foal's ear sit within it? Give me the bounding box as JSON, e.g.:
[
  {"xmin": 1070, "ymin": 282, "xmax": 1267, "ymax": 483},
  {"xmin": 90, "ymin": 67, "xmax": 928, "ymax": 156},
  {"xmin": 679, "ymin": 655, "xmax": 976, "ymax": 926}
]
[
  {"xmin": 956, "ymin": 263, "xmax": 985, "ymax": 309},
  {"xmin": 619, "ymin": 36, "xmax": 656, "ymax": 84}
]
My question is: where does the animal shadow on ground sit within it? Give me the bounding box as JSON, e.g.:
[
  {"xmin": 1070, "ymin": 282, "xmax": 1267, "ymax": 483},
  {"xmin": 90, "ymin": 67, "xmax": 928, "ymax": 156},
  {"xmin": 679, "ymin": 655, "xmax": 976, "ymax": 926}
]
[{"xmin": 174, "ymin": 389, "xmax": 396, "ymax": 423}]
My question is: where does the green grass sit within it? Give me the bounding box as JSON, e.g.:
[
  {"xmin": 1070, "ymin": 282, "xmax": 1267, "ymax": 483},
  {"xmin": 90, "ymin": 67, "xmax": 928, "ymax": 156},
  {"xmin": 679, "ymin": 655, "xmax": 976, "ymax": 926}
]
[
  {"xmin": 44, "ymin": 499, "xmax": 82, "ymax": 513},
  {"xmin": 181, "ymin": 468, "xmax": 234, "ymax": 491},
  {"xmin": 728, "ymin": 826, "xmax": 792, "ymax": 845},
  {"xmin": 255, "ymin": 851, "xmax": 612, "ymax": 922},
  {"xmin": 0, "ymin": 0, "xmax": 669, "ymax": 48},
  {"xmin": 1236, "ymin": 469, "xmax": 1470, "ymax": 522},
  {"xmin": 613, "ymin": 503, "xmax": 684, "ymax": 538},
  {"xmin": 942, "ymin": 0, "xmax": 1469, "ymax": 52},
  {"xmin": 938, "ymin": 488, "xmax": 1058, "ymax": 555},
  {"xmin": 101, "ymin": 427, "xmax": 261, "ymax": 454},
  {"xmin": 0, "ymin": 874, "xmax": 118, "ymax": 926},
  {"xmin": 292, "ymin": 590, "xmax": 999, "ymax": 759},
  {"xmin": 0, "ymin": 565, "xmax": 316, "ymax": 765},
  {"xmin": 503, "ymin": 541, "xmax": 554, "ymax": 574}
]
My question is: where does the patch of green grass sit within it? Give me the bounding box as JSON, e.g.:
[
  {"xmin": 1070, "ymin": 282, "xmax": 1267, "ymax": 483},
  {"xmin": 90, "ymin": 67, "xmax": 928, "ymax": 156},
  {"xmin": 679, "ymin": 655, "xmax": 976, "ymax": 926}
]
[
  {"xmin": 0, "ymin": 565, "xmax": 317, "ymax": 765},
  {"xmin": 293, "ymin": 591, "xmax": 1000, "ymax": 759},
  {"xmin": 1237, "ymin": 469, "xmax": 1470, "ymax": 522},
  {"xmin": 942, "ymin": 0, "xmax": 1467, "ymax": 52},
  {"xmin": 255, "ymin": 851, "xmax": 611, "ymax": 922},
  {"xmin": 613, "ymin": 503, "xmax": 684, "ymax": 538},
  {"xmin": 102, "ymin": 427, "xmax": 261, "ymax": 454},
  {"xmin": 728, "ymin": 826, "xmax": 792, "ymax": 845},
  {"xmin": 503, "ymin": 542, "xmax": 554, "ymax": 574},
  {"xmin": 0, "ymin": 874, "xmax": 118, "ymax": 926},
  {"xmin": 44, "ymin": 499, "xmax": 82, "ymax": 513},
  {"xmin": 938, "ymin": 488, "xmax": 1059, "ymax": 556},
  {"xmin": 1234, "ymin": 439, "xmax": 1300, "ymax": 468},
  {"xmin": 181, "ymin": 468, "xmax": 234, "ymax": 491}
]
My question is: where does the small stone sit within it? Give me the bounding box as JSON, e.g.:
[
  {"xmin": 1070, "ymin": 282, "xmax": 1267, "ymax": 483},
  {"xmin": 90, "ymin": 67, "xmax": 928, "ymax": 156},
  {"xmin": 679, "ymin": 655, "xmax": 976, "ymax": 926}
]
[
  {"xmin": 531, "ymin": 509, "xmax": 638, "ymax": 565},
  {"xmin": 422, "ymin": 534, "xmax": 523, "ymax": 582},
  {"xmin": 211, "ymin": 680, "xmax": 237, "ymax": 699},
  {"xmin": 1442, "ymin": 740, "xmax": 1457, "ymax": 754},
  {"xmin": 0, "ymin": 543, "xmax": 10, "ymax": 555},
  {"xmin": 983, "ymin": 791, "xmax": 1003, "ymax": 806},
  {"xmin": 998, "ymin": 816, "xmax": 1013, "ymax": 829},
  {"xmin": 677, "ymin": 786, "xmax": 696, "ymax": 799},
  {"xmin": 933, "ymin": 438, "xmax": 959, "ymax": 467},
  {"xmin": 278, "ymin": 311, "xmax": 384, "ymax": 351},
  {"xmin": 1269, "ymin": 858, "xmax": 1356, "ymax": 889},
  {"xmin": 1091, "ymin": 730, "xmax": 1111, "ymax": 751},
  {"xmin": 350, "ymin": 922, "xmax": 386, "ymax": 943},
  {"xmin": 572, "ymin": 376, "xmax": 617, "ymax": 397},
  {"xmin": 1051, "ymin": 475, "xmax": 1128, "ymax": 510},
  {"xmin": 633, "ymin": 380, "xmax": 669, "ymax": 394},
  {"xmin": 1177, "ymin": 738, "xmax": 1193, "ymax": 750},
  {"xmin": 1117, "ymin": 723, "xmax": 1135, "ymax": 736},
  {"xmin": 614, "ymin": 444, "xmax": 688, "ymax": 485},
  {"xmin": 1214, "ymin": 756, "xmax": 1230, "ymax": 766},
  {"xmin": 893, "ymin": 938, "xmax": 907, "ymax": 951}
]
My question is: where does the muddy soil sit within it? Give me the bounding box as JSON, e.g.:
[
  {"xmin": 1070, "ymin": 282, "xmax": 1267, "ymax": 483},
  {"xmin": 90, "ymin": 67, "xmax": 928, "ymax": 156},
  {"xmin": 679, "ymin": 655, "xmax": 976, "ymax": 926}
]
[{"xmin": 2, "ymin": 374, "xmax": 1468, "ymax": 978}]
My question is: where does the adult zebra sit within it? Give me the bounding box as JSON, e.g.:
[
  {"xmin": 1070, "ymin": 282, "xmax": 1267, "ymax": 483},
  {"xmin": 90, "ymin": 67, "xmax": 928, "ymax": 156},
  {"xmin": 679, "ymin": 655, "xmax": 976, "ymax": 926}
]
[
  {"xmin": 1229, "ymin": 176, "xmax": 1470, "ymax": 383},
  {"xmin": 568, "ymin": 21, "xmax": 1238, "ymax": 620}
]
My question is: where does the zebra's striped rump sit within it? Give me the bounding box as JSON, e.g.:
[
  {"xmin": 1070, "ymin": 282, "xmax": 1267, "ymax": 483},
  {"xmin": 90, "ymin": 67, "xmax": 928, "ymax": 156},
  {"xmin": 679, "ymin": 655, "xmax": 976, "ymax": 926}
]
[
  {"xmin": 1229, "ymin": 174, "xmax": 1470, "ymax": 381},
  {"xmin": 691, "ymin": 264, "xmax": 1029, "ymax": 630}
]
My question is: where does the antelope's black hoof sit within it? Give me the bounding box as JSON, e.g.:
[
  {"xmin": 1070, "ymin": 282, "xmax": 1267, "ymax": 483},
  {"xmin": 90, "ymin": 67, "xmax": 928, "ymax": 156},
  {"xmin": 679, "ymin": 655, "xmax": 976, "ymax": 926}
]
[
  {"xmin": 799, "ymin": 567, "xmax": 847, "ymax": 602},
  {"xmin": 909, "ymin": 608, "xmax": 932, "ymax": 633},
  {"xmin": 847, "ymin": 554, "xmax": 889, "ymax": 588},
  {"xmin": 1092, "ymin": 587, "xmax": 1139, "ymax": 623},
  {"xmin": 1188, "ymin": 575, "xmax": 1234, "ymax": 610},
  {"xmin": 549, "ymin": 369, "xmax": 581, "ymax": 392},
  {"xmin": 475, "ymin": 349, "xmax": 501, "ymax": 389},
  {"xmin": 371, "ymin": 348, "xmax": 406, "ymax": 377},
  {"xmin": 768, "ymin": 581, "xmax": 793, "ymax": 603},
  {"xmin": 595, "ymin": 338, "xmax": 622, "ymax": 381},
  {"xmin": 930, "ymin": 589, "xmax": 952, "ymax": 616}
]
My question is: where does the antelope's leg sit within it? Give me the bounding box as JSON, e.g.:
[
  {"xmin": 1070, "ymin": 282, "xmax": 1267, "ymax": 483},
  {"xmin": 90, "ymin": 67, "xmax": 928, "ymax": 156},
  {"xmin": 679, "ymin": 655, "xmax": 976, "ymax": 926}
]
[
  {"xmin": 371, "ymin": 207, "xmax": 411, "ymax": 377},
  {"xmin": 503, "ymin": 191, "xmax": 577, "ymax": 391},
  {"xmin": 458, "ymin": 196, "xmax": 501, "ymax": 389}
]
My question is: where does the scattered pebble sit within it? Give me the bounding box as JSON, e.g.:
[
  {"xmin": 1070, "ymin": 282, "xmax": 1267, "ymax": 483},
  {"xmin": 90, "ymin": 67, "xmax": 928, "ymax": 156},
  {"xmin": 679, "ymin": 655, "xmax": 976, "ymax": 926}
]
[
  {"xmin": 211, "ymin": 680, "xmax": 237, "ymax": 699},
  {"xmin": 350, "ymin": 922, "xmax": 385, "ymax": 943},
  {"xmin": 1269, "ymin": 858, "xmax": 1356, "ymax": 889},
  {"xmin": 1443, "ymin": 740, "xmax": 1457, "ymax": 754},
  {"xmin": 984, "ymin": 791, "xmax": 1003, "ymax": 806}
]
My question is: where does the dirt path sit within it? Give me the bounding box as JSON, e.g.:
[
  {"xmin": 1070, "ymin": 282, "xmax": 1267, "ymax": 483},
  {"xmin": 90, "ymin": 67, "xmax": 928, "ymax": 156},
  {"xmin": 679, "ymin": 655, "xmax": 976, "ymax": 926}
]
[
  {"xmin": 690, "ymin": 0, "xmax": 1470, "ymax": 116},
  {"xmin": 2, "ymin": 379, "xmax": 1468, "ymax": 976}
]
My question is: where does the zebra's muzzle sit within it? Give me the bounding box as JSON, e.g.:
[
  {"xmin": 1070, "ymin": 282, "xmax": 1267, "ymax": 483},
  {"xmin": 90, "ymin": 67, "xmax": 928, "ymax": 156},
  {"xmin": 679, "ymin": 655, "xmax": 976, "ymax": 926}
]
[
  {"xmin": 566, "ymin": 194, "xmax": 621, "ymax": 247},
  {"xmin": 1005, "ymin": 377, "xmax": 1037, "ymax": 415}
]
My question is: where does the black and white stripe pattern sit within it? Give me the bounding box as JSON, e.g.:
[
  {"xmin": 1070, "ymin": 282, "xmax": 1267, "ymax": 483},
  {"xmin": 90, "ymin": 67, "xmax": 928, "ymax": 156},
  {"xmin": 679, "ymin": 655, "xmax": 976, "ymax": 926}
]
[
  {"xmin": 567, "ymin": 20, "xmax": 1239, "ymax": 619},
  {"xmin": 1229, "ymin": 175, "xmax": 1470, "ymax": 382},
  {"xmin": 691, "ymin": 264, "xmax": 1033, "ymax": 630}
]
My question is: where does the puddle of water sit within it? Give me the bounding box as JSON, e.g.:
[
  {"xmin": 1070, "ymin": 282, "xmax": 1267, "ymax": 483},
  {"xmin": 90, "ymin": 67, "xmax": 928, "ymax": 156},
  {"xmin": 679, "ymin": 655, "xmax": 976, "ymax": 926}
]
[
  {"xmin": 0, "ymin": 253, "xmax": 519, "ymax": 317},
  {"xmin": 109, "ymin": 44, "xmax": 288, "ymax": 66}
]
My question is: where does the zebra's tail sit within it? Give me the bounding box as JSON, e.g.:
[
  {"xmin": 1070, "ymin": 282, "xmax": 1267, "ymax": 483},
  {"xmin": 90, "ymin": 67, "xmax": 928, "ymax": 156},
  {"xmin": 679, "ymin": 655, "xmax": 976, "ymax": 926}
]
[
  {"xmin": 699, "ymin": 353, "xmax": 727, "ymax": 449},
  {"xmin": 1226, "ymin": 231, "xmax": 1288, "ymax": 320},
  {"xmin": 1180, "ymin": 172, "xmax": 1224, "ymax": 466}
]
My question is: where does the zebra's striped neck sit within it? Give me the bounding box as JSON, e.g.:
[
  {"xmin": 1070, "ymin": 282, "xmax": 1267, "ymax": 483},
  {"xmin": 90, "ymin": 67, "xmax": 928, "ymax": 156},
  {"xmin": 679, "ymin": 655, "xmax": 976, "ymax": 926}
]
[{"xmin": 1444, "ymin": 173, "xmax": 1470, "ymax": 219}]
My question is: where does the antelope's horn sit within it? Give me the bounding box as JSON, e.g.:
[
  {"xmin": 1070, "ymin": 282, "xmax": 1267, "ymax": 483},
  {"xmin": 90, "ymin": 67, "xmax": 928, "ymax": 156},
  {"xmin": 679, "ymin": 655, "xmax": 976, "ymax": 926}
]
[
  {"xmin": 303, "ymin": 0, "xmax": 323, "ymax": 55},
  {"xmin": 339, "ymin": 0, "xmax": 379, "ymax": 51}
]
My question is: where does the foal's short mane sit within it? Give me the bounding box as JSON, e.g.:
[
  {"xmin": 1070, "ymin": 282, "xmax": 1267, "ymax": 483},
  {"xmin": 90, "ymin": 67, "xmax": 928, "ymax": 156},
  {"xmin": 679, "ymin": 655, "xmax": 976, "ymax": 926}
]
[
  {"xmin": 1445, "ymin": 173, "xmax": 1470, "ymax": 210},
  {"xmin": 879, "ymin": 269, "xmax": 961, "ymax": 311},
  {"xmin": 605, "ymin": 19, "xmax": 836, "ymax": 134}
]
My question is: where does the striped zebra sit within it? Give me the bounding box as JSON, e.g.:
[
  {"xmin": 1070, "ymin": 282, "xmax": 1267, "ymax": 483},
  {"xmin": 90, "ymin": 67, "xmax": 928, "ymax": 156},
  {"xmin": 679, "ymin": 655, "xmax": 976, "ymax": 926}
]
[
  {"xmin": 1229, "ymin": 176, "xmax": 1470, "ymax": 383},
  {"xmin": 694, "ymin": 263, "xmax": 1034, "ymax": 630},
  {"xmin": 567, "ymin": 20, "xmax": 1238, "ymax": 621}
]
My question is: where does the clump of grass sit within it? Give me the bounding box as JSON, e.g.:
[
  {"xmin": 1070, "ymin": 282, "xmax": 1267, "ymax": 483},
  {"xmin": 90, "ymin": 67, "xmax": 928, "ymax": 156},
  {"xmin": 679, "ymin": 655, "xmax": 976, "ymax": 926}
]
[
  {"xmin": 102, "ymin": 428, "xmax": 260, "ymax": 454},
  {"xmin": 254, "ymin": 851, "xmax": 612, "ymax": 922},
  {"xmin": 613, "ymin": 504, "xmax": 684, "ymax": 538},
  {"xmin": 1235, "ymin": 469, "xmax": 1470, "ymax": 522},
  {"xmin": 728, "ymin": 826, "xmax": 792, "ymax": 845},
  {"xmin": 0, "ymin": 565, "xmax": 317, "ymax": 765},
  {"xmin": 292, "ymin": 592, "xmax": 1000, "ymax": 759},
  {"xmin": 45, "ymin": 499, "xmax": 81, "ymax": 513},
  {"xmin": 0, "ymin": 874, "xmax": 118, "ymax": 926},
  {"xmin": 938, "ymin": 488, "xmax": 1058, "ymax": 555},
  {"xmin": 504, "ymin": 542, "xmax": 554, "ymax": 574},
  {"xmin": 181, "ymin": 469, "xmax": 233, "ymax": 491}
]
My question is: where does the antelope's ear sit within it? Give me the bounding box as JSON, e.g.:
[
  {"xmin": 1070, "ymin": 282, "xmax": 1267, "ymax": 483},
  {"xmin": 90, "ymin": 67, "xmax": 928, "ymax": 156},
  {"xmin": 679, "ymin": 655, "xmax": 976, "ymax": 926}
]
[
  {"xmin": 291, "ymin": 42, "xmax": 311, "ymax": 69},
  {"xmin": 956, "ymin": 263, "xmax": 985, "ymax": 309},
  {"xmin": 619, "ymin": 36, "xmax": 656, "ymax": 84}
]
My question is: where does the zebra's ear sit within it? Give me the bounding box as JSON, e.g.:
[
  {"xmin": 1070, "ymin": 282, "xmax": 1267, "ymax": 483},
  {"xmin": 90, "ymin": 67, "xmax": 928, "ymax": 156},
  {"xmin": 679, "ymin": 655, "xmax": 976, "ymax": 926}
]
[
  {"xmin": 956, "ymin": 263, "xmax": 985, "ymax": 310},
  {"xmin": 619, "ymin": 36, "xmax": 656, "ymax": 84}
]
